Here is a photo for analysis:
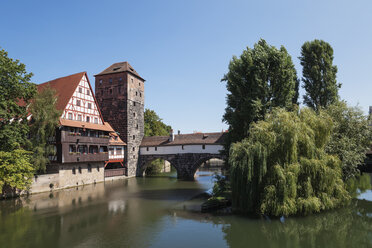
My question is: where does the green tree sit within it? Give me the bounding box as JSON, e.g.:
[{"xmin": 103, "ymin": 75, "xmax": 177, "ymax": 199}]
[
  {"xmin": 222, "ymin": 39, "xmax": 298, "ymax": 153},
  {"xmin": 144, "ymin": 109, "xmax": 172, "ymax": 136},
  {"xmin": 325, "ymin": 101, "xmax": 372, "ymax": 180},
  {"xmin": 0, "ymin": 150, "xmax": 34, "ymax": 196},
  {"xmin": 0, "ymin": 48, "xmax": 36, "ymax": 151},
  {"xmin": 28, "ymin": 86, "xmax": 62, "ymax": 172},
  {"xmin": 229, "ymin": 108, "xmax": 350, "ymax": 216},
  {"xmin": 300, "ymin": 40, "xmax": 341, "ymax": 111}
]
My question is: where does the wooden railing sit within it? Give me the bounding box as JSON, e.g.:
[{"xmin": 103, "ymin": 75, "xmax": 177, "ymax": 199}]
[{"xmin": 104, "ymin": 168, "xmax": 127, "ymax": 178}]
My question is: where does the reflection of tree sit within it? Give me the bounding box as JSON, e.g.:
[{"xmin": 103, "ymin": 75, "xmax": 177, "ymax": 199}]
[{"xmin": 222, "ymin": 199, "xmax": 372, "ymax": 248}]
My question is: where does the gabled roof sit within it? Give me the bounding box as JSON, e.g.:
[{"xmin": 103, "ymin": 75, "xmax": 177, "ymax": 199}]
[
  {"xmin": 109, "ymin": 131, "xmax": 126, "ymax": 146},
  {"xmin": 140, "ymin": 132, "xmax": 227, "ymax": 147},
  {"xmin": 94, "ymin": 62, "xmax": 145, "ymax": 81},
  {"xmin": 37, "ymin": 72, "xmax": 86, "ymax": 111}
]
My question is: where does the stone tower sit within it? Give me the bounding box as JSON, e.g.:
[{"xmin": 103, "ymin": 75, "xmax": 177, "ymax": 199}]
[{"xmin": 94, "ymin": 62, "xmax": 145, "ymax": 177}]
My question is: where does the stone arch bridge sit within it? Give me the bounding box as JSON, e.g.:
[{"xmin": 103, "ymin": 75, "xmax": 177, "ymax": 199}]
[{"xmin": 138, "ymin": 132, "xmax": 226, "ymax": 180}]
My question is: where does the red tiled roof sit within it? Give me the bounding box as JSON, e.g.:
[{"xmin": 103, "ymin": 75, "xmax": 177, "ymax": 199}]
[
  {"xmin": 60, "ymin": 119, "xmax": 114, "ymax": 132},
  {"xmin": 37, "ymin": 72, "xmax": 86, "ymax": 111},
  {"xmin": 140, "ymin": 132, "xmax": 227, "ymax": 147},
  {"xmin": 109, "ymin": 131, "xmax": 126, "ymax": 146},
  {"xmin": 94, "ymin": 62, "xmax": 145, "ymax": 81}
]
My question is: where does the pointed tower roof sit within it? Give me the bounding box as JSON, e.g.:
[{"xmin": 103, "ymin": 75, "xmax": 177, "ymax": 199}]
[{"xmin": 94, "ymin": 61, "xmax": 145, "ymax": 81}]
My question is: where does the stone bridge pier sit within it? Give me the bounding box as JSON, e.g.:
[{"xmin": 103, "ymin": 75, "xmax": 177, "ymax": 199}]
[{"xmin": 138, "ymin": 153, "xmax": 225, "ymax": 180}]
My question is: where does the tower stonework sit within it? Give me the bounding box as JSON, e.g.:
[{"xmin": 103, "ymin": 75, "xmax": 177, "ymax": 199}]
[{"xmin": 94, "ymin": 62, "xmax": 145, "ymax": 177}]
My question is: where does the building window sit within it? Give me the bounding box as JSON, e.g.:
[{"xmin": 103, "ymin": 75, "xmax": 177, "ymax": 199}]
[
  {"xmin": 88, "ymin": 103, "xmax": 92, "ymax": 109},
  {"xmin": 135, "ymin": 91, "xmax": 138, "ymax": 96},
  {"xmin": 78, "ymin": 145, "xmax": 88, "ymax": 154},
  {"xmin": 117, "ymin": 148, "xmax": 122, "ymax": 155},
  {"xmin": 86, "ymin": 116, "xmax": 90, "ymax": 122},
  {"xmin": 133, "ymin": 102, "xmax": 136, "ymax": 106},
  {"xmin": 119, "ymin": 77, "xmax": 122, "ymax": 82},
  {"xmin": 110, "ymin": 89, "xmax": 113, "ymax": 94},
  {"xmin": 202, "ymin": 145, "xmax": 205, "ymax": 150},
  {"xmin": 132, "ymin": 147, "xmax": 135, "ymax": 151},
  {"xmin": 87, "ymin": 89, "xmax": 90, "ymax": 95},
  {"xmin": 109, "ymin": 78, "xmax": 112, "ymax": 84},
  {"xmin": 89, "ymin": 146, "xmax": 98, "ymax": 154},
  {"xmin": 78, "ymin": 167, "xmax": 82, "ymax": 174},
  {"xmin": 77, "ymin": 114, "xmax": 82, "ymax": 121},
  {"xmin": 133, "ymin": 135, "xmax": 135, "ymax": 140},
  {"xmin": 139, "ymin": 82, "xmax": 141, "ymax": 86},
  {"xmin": 155, "ymin": 147, "xmax": 157, "ymax": 151},
  {"xmin": 99, "ymin": 79, "xmax": 103, "ymax": 85},
  {"xmin": 136, "ymin": 124, "xmax": 139, "ymax": 129},
  {"xmin": 94, "ymin": 117, "xmax": 98, "ymax": 124},
  {"xmin": 79, "ymin": 87, "xmax": 82, "ymax": 93},
  {"xmin": 88, "ymin": 164, "xmax": 92, "ymax": 173},
  {"xmin": 182, "ymin": 145, "xmax": 184, "ymax": 150},
  {"xmin": 68, "ymin": 113, "xmax": 73, "ymax": 120},
  {"xmin": 140, "ymin": 93, "xmax": 142, "ymax": 97},
  {"xmin": 146, "ymin": 147, "xmax": 149, "ymax": 151},
  {"xmin": 100, "ymin": 146, "xmax": 108, "ymax": 153},
  {"xmin": 76, "ymin": 100, "xmax": 81, "ymax": 106},
  {"xmin": 131, "ymin": 78, "xmax": 133, "ymax": 83},
  {"xmin": 109, "ymin": 148, "xmax": 114, "ymax": 155},
  {"xmin": 100, "ymin": 90, "xmax": 103, "ymax": 95},
  {"xmin": 133, "ymin": 155, "xmax": 135, "ymax": 159},
  {"xmin": 133, "ymin": 113, "xmax": 136, "ymax": 117},
  {"xmin": 97, "ymin": 166, "xmax": 100, "ymax": 172},
  {"xmin": 69, "ymin": 145, "xmax": 76, "ymax": 153},
  {"xmin": 72, "ymin": 167, "xmax": 76, "ymax": 174}
]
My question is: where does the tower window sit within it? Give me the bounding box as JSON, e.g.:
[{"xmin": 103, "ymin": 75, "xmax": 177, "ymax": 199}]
[
  {"xmin": 110, "ymin": 89, "xmax": 112, "ymax": 94},
  {"xmin": 99, "ymin": 79, "xmax": 103, "ymax": 85},
  {"xmin": 131, "ymin": 78, "xmax": 133, "ymax": 83},
  {"xmin": 109, "ymin": 78, "xmax": 112, "ymax": 84},
  {"xmin": 202, "ymin": 145, "xmax": 206, "ymax": 150},
  {"xmin": 119, "ymin": 77, "xmax": 122, "ymax": 82},
  {"xmin": 140, "ymin": 93, "xmax": 142, "ymax": 97},
  {"xmin": 132, "ymin": 147, "xmax": 135, "ymax": 151},
  {"xmin": 133, "ymin": 113, "xmax": 136, "ymax": 117},
  {"xmin": 182, "ymin": 145, "xmax": 185, "ymax": 150},
  {"xmin": 146, "ymin": 147, "xmax": 149, "ymax": 151},
  {"xmin": 76, "ymin": 100, "xmax": 81, "ymax": 106},
  {"xmin": 133, "ymin": 135, "xmax": 135, "ymax": 140},
  {"xmin": 68, "ymin": 113, "xmax": 73, "ymax": 120},
  {"xmin": 136, "ymin": 91, "xmax": 138, "ymax": 96},
  {"xmin": 139, "ymin": 82, "xmax": 141, "ymax": 86},
  {"xmin": 133, "ymin": 102, "xmax": 136, "ymax": 106},
  {"xmin": 86, "ymin": 116, "xmax": 90, "ymax": 122},
  {"xmin": 155, "ymin": 147, "xmax": 157, "ymax": 151},
  {"xmin": 79, "ymin": 87, "xmax": 82, "ymax": 93},
  {"xmin": 136, "ymin": 124, "xmax": 138, "ymax": 129}
]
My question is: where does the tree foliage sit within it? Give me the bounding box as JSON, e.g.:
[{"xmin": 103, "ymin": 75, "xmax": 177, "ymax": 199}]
[
  {"xmin": 144, "ymin": 108, "xmax": 172, "ymax": 136},
  {"xmin": 229, "ymin": 108, "xmax": 350, "ymax": 217},
  {"xmin": 222, "ymin": 39, "xmax": 298, "ymax": 152},
  {"xmin": 300, "ymin": 40, "xmax": 341, "ymax": 111},
  {"xmin": 0, "ymin": 150, "xmax": 34, "ymax": 196},
  {"xmin": 0, "ymin": 48, "xmax": 36, "ymax": 151},
  {"xmin": 28, "ymin": 86, "xmax": 61, "ymax": 172},
  {"xmin": 325, "ymin": 101, "xmax": 372, "ymax": 180}
]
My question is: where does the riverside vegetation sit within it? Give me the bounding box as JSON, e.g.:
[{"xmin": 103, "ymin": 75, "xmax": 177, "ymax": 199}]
[{"xmin": 219, "ymin": 39, "xmax": 372, "ymax": 217}]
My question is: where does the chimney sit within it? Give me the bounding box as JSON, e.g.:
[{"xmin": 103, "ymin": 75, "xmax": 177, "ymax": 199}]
[{"xmin": 169, "ymin": 129, "xmax": 175, "ymax": 142}]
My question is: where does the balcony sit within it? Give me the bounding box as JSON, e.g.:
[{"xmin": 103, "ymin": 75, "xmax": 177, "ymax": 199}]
[
  {"xmin": 61, "ymin": 131, "xmax": 110, "ymax": 145},
  {"xmin": 63, "ymin": 152, "xmax": 109, "ymax": 163}
]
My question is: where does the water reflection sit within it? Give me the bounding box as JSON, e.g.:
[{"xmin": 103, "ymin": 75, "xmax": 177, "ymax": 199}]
[{"xmin": 0, "ymin": 172, "xmax": 370, "ymax": 248}]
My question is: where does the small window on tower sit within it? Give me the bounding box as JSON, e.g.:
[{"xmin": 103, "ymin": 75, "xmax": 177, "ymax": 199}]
[
  {"xmin": 110, "ymin": 89, "xmax": 113, "ymax": 94},
  {"xmin": 140, "ymin": 93, "xmax": 142, "ymax": 97},
  {"xmin": 76, "ymin": 100, "xmax": 81, "ymax": 106},
  {"xmin": 68, "ymin": 113, "xmax": 73, "ymax": 120},
  {"xmin": 119, "ymin": 77, "xmax": 122, "ymax": 82},
  {"xmin": 131, "ymin": 78, "xmax": 133, "ymax": 83},
  {"xmin": 99, "ymin": 79, "xmax": 103, "ymax": 85},
  {"xmin": 88, "ymin": 103, "xmax": 92, "ymax": 109},
  {"xmin": 109, "ymin": 78, "xmax": 112, "ymax": 84},
  {"xmin": 133, "ymin": 113, "xmax": 136, "ymax": 117},
  {"xmin": 136, "ymin": 124, "xmax": 139, "ymax": 129},
  {"xmin": 86, "ymin": 116, "xmax": 90, "ymax": 122},
  {"xmin": 139, "ymin": 82, "xmax": 141, "ymax": 86},
  {"xmin": 136, "ymin": 91, "xmax": 138, "ymax": 96},
  {"xmin": 133, "ymin": 135, "xmax": 135, "ymax": 140},
  {"xmin": 133, "ymin": 102, "xmax": 136, "ymax": 106},
  {"xmin": 132, "ymin": 147, "xmax": 135, "ymax": 151},
  {"xmin": 79, "ymin": 87, "xmax": 82, "ymax": 93}
]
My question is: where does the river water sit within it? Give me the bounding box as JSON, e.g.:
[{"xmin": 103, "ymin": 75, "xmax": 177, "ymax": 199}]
[{"xmin": 0, "ymin": 170, "xmax": 371, "ymax": 248}]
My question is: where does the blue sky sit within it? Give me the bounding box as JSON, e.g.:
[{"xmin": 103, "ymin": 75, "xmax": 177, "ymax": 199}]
[{"xmin": 1, "ymin": 0, "xmax": 371, "ymax": 133}]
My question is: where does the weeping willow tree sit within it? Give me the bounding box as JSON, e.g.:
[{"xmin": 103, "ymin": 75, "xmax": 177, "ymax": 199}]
[{"xmin": 230, "ymin": 108, "xmax": 350, "ymax": 216}]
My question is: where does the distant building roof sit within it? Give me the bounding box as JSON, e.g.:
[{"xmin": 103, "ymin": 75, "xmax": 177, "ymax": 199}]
[
  {"xmin": 94, "ymin": 62, "xmax": 145, "ymax": 81},
  {"xmin": 140, "ymin": 132, "xmax": 227, "ymax": 147}
]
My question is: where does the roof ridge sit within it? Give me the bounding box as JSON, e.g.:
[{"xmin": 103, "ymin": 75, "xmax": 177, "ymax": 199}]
[{"xmin": 38, "ymin": 71, "xmax": 86, "ymax": 86}]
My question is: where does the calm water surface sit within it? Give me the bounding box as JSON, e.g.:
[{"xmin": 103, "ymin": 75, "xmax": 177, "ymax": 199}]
[{"xmin": 0, "ymin": 170, "xmax": 371, "ymax": 248}]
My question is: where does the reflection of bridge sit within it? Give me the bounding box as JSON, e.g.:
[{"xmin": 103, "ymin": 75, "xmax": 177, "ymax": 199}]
[{"xmin": 138, "ymin": 132, "xmax": 226, "ymax": 180}]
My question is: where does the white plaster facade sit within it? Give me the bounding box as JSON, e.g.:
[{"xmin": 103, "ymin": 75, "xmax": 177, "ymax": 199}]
[
  {"xmin": 140, "ymin": 144, "xmax": 223, "ymax": 155},
  {"xmin": 109, "ymin": 145, "xmax": 125, "ymax": 160}
]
